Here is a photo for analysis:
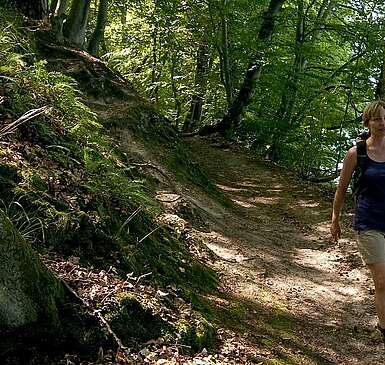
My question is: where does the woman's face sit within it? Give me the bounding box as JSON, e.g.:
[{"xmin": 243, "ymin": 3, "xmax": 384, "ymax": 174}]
[{"xmin": 368, "ymin": 107, "xmax": 385, "ymax": 136}]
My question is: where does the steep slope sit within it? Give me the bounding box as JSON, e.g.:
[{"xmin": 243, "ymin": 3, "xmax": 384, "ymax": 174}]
[
  {"xmin": 87, "ymin": 79, "xmax": 385, "ymax": 363},
  {"xmin": 1, "ymin": 25, "xmax": 382, "ymax": 362},
  {"xmin": 60, "ymin": 49, "xmax": 384, "ymax": 363}
]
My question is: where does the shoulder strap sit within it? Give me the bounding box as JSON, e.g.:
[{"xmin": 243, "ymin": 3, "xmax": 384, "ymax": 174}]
[
  {"xmin": 356, "ymin": 139, "xmax": 367, "ymax": 169},
  {"xmin": 352, "ymin": 139, "xmax": 367, "ymax": 196}
]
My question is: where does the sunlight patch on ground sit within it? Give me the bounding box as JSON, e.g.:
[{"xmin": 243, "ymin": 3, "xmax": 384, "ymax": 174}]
[
  {"xmin": 231, "ymin": 198, "xmax": 255, "ymax": 208},
  {"xmin": 297, "ymin": 200, "xmax": 320, "ymax": 208},
  {"xmin": 294, "ymin": 248, "xmax": 341, "ymax": 271},
  {"xmin": 239, "ymin": 180, "xmax": 259, "ymax": 188},
  {"xmin": 251, "ymin": 196, "xmax": 281, "ymax": 205},
  {"xmin": 265, "ymin": 189, "xmax": 283, "ymax": 193},
  {"xmin": 206, "ymin": 241, "xmax": 244, "ymax": 262},
  {"xmin": 216, "ymin": 183, "xmax": 250, "ymax": 192},
  {"xmin": 205, "ymin": 231, "xmax": 279, "ymax": 264},
  {"xmin": 309, "ymin": 221, "xmax": 333, "ymax": 238},
  {"xmin": 337, "ymin": 286, "xmax": 360, "ymax": 296}
]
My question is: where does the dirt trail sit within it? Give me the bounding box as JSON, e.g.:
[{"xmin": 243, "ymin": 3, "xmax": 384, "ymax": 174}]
[
  {"xmin": 173, "ymin": 137, "xmax": 383, "ymax": 364},
  {"xmin": 95, "ymin": 95, "xmax": 384, "ymax": 363}
]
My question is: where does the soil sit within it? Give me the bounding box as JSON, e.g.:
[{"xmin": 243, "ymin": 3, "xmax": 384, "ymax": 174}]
[
  {"xmin": 157, "ymin": 136, "xmax": 384, "ymax": 365},
  {"xmin": 92, "ymin": 99, "xmax": 385, "ymax": 364}
]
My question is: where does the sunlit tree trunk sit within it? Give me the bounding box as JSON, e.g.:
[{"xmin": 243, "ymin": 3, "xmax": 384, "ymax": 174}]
[
  {"xmin": 219, "ymin": 0, "xmax": 233, "ymax": 106},
  {"xmin": 376, "ymin": 51, "xmax": 385, "ymax": 99},
  {"xmin": 119, "ymin": 3, "xmax": 128, "ymax": 45},
  {"xmin": 209, "ymin": 0, "xmax": 234, "ymax": 107},
  {"xmin": 270, "ymin": 0, "xmax": 335, "ymax": 160},
  {"xmin": 183, "ymin": 44, "xmax": 212, "ymax": 132},
  {"xmin": 50, "ymin": 0, "xmax": 69, "ymax": 44},
  {"xmin": 88, "ymin": 0, "xmax": 109, "ymax": 56},
  {"xmin": 170, "ymin": 58, "xmax": 182, "ymax": 128},
  {"xmin": 63, "ymin": 0, "xmax": 91, "ymax": 48},
  {"xmin": 200, "ymin": 0, "xmax": 286, "ymax": 135}
]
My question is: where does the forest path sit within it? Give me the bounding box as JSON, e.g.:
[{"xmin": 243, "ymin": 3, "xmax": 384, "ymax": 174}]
[
  {"xmin": 94, "ymin": 94, "xmax": 383, "ymax": 364},
  {"xmin": 174, "ymin": 137, "xmax": 383, "ymax": 364}
]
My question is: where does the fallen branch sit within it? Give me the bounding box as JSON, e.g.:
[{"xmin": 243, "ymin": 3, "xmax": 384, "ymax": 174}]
[
  {"xmin": 137, "ymin": 226, "xmax": 160, "ymax": 244},
  {"xmin": 129, "ymin": 162, "xmax": 169, "ymax": 179},
  {"xmin": 0, "ymin": 106, "xmax": 49, "ymax": 138},
  {"xmin": 60, "ymin": 278, "xmax": 133, "ymax": 364},
  {"xmin": 135, "ymin": 272, "xmax": 152, "ymax": 285},
  {"xmin": 117, "ymin": 206, "xmax": 142, "ymax": 236}
]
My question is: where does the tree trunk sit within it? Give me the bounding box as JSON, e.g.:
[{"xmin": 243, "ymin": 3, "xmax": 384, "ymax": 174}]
[
  {"xmin": 200, "ymin": 0, "xmax": 286, "ymax": 135},
  {"xmin": 14, "ymin": 0, "xmax": 48, "ymax": 19},
  {"xmin": 218, "ymin": 0, "xmax": 233, "ymax": 106},
  {"xmin": 376, "ymin": 51, "xmax": 385, "ymax": 99},
  {"xmin": 119, "ymin": 3, "xmax": 128, "ymax": 45},
  {"xmin": 0, "ymin": 209, "xmax": 64, "ymax": 333},
  {"xmin": 182, "ymin": 44, "xmax": 212, "ymax": 133},
  {"xmin": 63, "ymin": 0, "xmax": 91, "ymax": 48},
  {"xmin": 270, "ymin": 0, "xmax": 335, "ymax": 159},
  {"xmin": 88, "ymin": 0, "xmax": 109, "ymax": 56},
  {"xmin": 275, "ymin": 0, "xmax": 306, "ymax": 130},
  {"xmin": 50, "ymin": 0, "xmax": 69, "ymax": 44},
  {"xmin": 170, "ymin": 58, "xmax": 182, "ymax": 128}
]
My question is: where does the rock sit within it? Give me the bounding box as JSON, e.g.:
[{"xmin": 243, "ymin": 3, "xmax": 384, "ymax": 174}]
[{"xmin": 0, "ymin": 208, "xmax": 64, "ymax": 330}]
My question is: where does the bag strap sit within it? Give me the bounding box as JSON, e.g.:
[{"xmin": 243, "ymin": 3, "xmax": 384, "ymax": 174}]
[{"xmin": 356, "ymin": 139, "xmax": 367, "ymax": 169}]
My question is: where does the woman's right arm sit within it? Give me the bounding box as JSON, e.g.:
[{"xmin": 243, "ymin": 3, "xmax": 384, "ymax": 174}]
[{"xmin": 330, "ymin": 147, "xmax": 357, "ymax": 242}]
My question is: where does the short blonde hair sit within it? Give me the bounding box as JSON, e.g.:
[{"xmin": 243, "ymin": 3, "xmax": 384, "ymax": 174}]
[{"xmin": 362, "ymin": 100, "xmax": 385, "ymax": 127}]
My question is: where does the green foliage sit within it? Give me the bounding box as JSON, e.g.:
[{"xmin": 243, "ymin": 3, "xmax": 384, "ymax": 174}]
[
  {"xmin": 176, "ymin": 317, "xmax": 217, "ymax": 353},
  {"xmin": 107, "ymin": 295, "xmax": 172, "ymax": 345}
]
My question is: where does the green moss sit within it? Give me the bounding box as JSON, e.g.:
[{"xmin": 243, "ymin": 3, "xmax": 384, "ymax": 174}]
[
  {"xmin": 0, "ymin": 164, "xmax": 19, "ymax": 195},
  {"xmin": 126, "ymin": 229, "xmax": 217, "ymax": 294},
  {"xmin": 107, "ymin": 295, "xmax": 171, "ymax": 345},
  {"xmin": 176, "ymin": 317, "xmax": 217, "ymax": 353},
  {"xmin": 0, "ymin": 209, "xmax": 64, "ymax": 333}
]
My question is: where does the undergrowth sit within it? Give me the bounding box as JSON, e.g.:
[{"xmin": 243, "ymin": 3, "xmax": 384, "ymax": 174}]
[{"xmin": 0, "ymin": 5, "xmax": 218, "ymax": 356}]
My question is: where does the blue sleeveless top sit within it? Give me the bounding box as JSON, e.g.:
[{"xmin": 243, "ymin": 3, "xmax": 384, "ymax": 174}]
[{"xmin": 354, "ymin": 157, "xmax": 385, "ymax": 232}]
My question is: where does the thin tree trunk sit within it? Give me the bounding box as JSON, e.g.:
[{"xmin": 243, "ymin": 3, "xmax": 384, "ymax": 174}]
[
  {"xmin": 50, "ymin": 0, "xmax": 58, "ymax": 14},
  {"xmin": 200, "ymin": 0, "xmax": 286, "ymax": 135},
  {"xmin": 63, "ymin": 0, "xmax": 91, "ymax": 48},
  {"xmin": 88, "ymin": 0, "xmax": 109, "ymax": 56},
  {"xmin": 275, "ymin": 0, "xmax": 306, "ymax": 129},
  {"xmin": 170, "ymin": 59, "xmax": 182, "ymax": 128},
  {"xmin": 376, "ymin": 51, "xmax": 385, "ymax": 99},
  {"xmin": 120, "ymin": 3, "xmax": 128, "ymax": 45},
  {"xmin": 270, "ymin": 0, "xmax": 335, "ymax": 159},
  {"xmin": 50, "ymin": 0, "xmax": 69, "ymax": 44},
  {"xmin": 219, "ymin": 0, "xmax": 233, "ymax": 106},
  {"xmin": 149, "ymin": 11, "xmax": 159, "ymax": 102},
  {"xmin": 183, "ymin": 44, "xmax": 212, "ymax": 132}
]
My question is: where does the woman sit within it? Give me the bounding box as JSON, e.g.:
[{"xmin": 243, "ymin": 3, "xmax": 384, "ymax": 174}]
[{"xmin": 331, "ymin": 99, "xmax": 385, "ymax": 340}]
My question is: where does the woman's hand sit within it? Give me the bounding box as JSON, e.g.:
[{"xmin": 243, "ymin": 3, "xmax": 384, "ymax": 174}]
[{"xmin": 330, "ymin": 220, "xmax": 341, "ymax": 242}]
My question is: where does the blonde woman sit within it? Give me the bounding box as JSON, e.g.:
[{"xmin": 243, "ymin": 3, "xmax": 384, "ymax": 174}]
[{"xmin": 331, "ymin": 99, "xmax": 385, "ymax": 341}]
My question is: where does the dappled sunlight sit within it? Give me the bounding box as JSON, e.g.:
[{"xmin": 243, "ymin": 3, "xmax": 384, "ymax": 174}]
[
  {"xmin": 216, "ymin": 183, "xmax": 251, "ymax": 193},
  {"xmin": 206, "ymin": 241, "xmax": 245, "ymax": 262},
  {"xmin": 231, "ymin": 198, "xmax": 255, "ymax": 208},
  {"xmin": 297, "ymin": 200, "xmax": 320, "ymax": 208},
  {"xmin": 309, "ymin": 221, "xmax": 333, "ymax": 237},
  {"xmin": 265, "ymin": 188, "xmax": 283, "ymax": 193},
  {"xmin": 239, "ymin": 180, "xmax": 259, "ymax": 188},
  {"xmin": 293, "ymin": 248, "xmax": 341, "ymax": 271},
  {"xmin": 184, "ymin": 138, "xmax": 382, "ymax": 364},
  {"xmin": 251, "ymin": 196, "xmax": 281, "ymax": 205}
]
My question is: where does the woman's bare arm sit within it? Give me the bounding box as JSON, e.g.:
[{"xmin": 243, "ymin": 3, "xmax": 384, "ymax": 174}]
[{"xmin": 330, "ymin": 147, "xmax": 357, "ymax": 241}]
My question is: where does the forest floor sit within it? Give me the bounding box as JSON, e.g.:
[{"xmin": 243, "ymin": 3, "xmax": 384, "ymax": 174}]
[
  {"xmin": 127, "ymin": 132, "xmax": 385, "ymax": 364},
  {"xmin": 176, "ymin": 137, "xmax": 383, "ymax": 365},
  {"xmin": 77, "ymin": 98, "xmax": 385, "ymax": 364}
]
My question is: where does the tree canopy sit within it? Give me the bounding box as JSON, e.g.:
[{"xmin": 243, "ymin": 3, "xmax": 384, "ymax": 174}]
[{"xmin": 12, "ymin": 0, "xmax": 385, "ymax": 178}]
